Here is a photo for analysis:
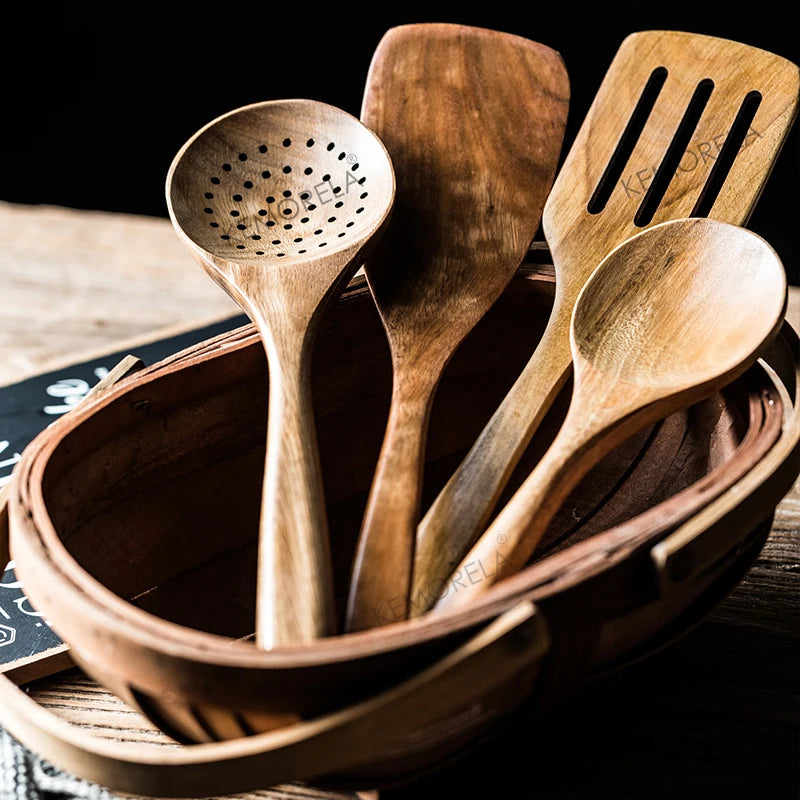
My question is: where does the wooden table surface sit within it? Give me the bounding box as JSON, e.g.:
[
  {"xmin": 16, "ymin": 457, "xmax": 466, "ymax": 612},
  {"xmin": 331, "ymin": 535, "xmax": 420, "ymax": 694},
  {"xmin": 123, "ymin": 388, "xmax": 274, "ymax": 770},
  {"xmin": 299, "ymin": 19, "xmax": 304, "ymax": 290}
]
[{"xmin": 1, "ymin": 201, "xmax": 797, "ymax": 799}]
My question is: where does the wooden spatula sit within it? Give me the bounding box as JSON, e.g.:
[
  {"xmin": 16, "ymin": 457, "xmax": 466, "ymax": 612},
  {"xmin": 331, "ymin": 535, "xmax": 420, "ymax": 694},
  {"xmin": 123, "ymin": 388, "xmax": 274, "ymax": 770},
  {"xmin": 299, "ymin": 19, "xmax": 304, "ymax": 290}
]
[
  {"xmin": 345, "ymin": 23, "xmax": 569, "ymax": 631},
  {"xmin": 412, "ymin": 29, "xmax": 800, "ymax": 613}
]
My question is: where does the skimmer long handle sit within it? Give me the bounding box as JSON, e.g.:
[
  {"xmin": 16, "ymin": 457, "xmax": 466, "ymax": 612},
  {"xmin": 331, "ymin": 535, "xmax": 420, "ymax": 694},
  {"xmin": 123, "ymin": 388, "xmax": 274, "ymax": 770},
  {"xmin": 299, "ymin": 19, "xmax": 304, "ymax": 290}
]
[{"xmin": 256, "ymin": 330, "xmax": 336, "ymax": 647}]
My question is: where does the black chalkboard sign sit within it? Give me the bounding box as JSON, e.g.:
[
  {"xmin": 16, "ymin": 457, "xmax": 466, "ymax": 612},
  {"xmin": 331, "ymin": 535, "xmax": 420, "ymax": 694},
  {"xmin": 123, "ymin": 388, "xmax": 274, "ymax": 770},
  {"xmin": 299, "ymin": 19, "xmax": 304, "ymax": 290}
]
[{"xmin": 0, "ymin": 314, "xmax": 247, "ymax": 668}]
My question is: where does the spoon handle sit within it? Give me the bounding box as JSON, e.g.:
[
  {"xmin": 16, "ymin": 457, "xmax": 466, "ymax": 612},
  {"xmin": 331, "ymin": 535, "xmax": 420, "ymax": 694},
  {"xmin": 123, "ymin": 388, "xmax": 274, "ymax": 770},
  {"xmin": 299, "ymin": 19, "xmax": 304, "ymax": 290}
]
[
  {"xmin": 411, "ymin": 314, "xmax": 572, "ymax": 614},
  {"xmin": 430, "ymin": 383, "xmax": 622, "ymax": 613},
  {"xmin": 346, "ymin": 368, "xmax": 439, "ymax": 631},
  {"xmin": 256, "ymin": 335, "xmax": 336, "ymax": 648}
]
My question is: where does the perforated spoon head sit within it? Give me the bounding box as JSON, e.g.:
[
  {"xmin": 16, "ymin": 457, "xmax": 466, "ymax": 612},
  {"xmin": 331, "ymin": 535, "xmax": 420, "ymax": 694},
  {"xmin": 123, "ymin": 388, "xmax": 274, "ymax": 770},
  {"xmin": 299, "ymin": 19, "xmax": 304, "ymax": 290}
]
[{"xmin": 166, "ymin": 99, "xmax": 395, "ymax": 300}]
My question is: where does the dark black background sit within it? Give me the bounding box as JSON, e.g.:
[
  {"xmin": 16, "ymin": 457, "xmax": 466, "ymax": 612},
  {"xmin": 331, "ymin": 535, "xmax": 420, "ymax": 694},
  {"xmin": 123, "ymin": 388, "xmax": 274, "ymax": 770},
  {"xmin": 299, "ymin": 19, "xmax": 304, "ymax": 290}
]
[{"xmin": 2, "ymin": 2, "xmax": 798, "ymax": 286}]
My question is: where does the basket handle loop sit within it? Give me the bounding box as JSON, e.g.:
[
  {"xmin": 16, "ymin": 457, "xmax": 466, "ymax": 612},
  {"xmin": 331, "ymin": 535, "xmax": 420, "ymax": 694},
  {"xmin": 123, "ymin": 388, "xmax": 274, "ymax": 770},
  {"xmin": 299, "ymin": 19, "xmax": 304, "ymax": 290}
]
[
  {"xmin": 0, "ymin": 591, "xmax": 548, "ymax": 796},
  {"xmin": 0, "ymin": 355, "xmax": 551, "ymax": 796},
  {"xmin": 652, "ymin": 320, "xmax": 800, "ymax": 593}
]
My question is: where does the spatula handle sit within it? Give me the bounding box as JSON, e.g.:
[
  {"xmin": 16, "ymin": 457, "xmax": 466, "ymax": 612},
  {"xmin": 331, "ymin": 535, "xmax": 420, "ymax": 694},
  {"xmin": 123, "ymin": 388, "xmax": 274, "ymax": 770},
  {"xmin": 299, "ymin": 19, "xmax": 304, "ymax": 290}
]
[
  {"xmin": 346, "ymin": 372, "xmax": 437, "ymax": 631},
  {"xmin": 412, "ymin": 316, "xmax": 572, "ymax": 614},
  {"xmin": 257, "ymin": 335, "xmax": 336, "ymax": 648}
]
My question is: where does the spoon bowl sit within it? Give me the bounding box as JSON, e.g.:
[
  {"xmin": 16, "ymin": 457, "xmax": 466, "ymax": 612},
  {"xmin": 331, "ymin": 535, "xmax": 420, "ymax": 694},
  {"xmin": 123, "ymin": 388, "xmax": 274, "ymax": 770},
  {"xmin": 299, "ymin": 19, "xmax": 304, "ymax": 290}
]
[
  {"xmin": 572, "ymin": 224, "xmax": 783, "ymax": 387},
  {"xmin": 167, "ymin": 99, "xmax": 395, "ymax": 647},
  {"xmin": 167, "ymin": 100, "xmax": 394, "ymax": 268}
]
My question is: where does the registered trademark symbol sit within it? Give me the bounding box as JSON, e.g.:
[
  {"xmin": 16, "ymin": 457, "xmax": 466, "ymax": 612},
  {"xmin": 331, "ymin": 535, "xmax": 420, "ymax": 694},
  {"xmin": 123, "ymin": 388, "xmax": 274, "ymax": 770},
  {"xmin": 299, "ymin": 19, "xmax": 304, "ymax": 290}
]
[
  {"xmin": 346, "ymin": 153, "xmax": 357, "ymax": 164},
  {"xmin": 496, "ymin": 533, "xmax": 507, "ymax": 544}
]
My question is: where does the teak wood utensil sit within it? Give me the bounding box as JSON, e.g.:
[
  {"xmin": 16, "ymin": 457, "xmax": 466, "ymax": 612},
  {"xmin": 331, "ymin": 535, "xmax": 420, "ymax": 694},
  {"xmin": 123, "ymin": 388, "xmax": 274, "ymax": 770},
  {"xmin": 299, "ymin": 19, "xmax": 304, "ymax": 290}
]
[
  {"xmin": 5, "ymin": 264, "xmax": 799, "ymax": 793},
  {"xmin": 167, "ymin": 100, "xmax": 395, "ymax": 647},
  {"xmin": 412, "ymin": 29, "xmax": 800, "ymax": 613},
  {"xmin": 432, "ymin": 217, "xmax": 788, "ymax": 612},
  {"xmin": 345, "ymin": 23, "xmax": 569, "ymax": 631}
]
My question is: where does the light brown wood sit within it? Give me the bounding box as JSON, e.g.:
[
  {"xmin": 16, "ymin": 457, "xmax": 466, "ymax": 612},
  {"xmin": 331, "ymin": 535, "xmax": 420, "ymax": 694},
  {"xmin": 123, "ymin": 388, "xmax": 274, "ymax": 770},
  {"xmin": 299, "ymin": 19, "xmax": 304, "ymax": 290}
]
[
  {"xmin": 432, "ymin": 218, "xmax": 787, "ymax": 612},
  {"xmin": 0, "ymin": 202, "xmax": 241, "ymax": 386},
  {"xmin": 166, "ymin": 100, "xmax": 395, "ymax": 647},
  {"xmin": 412, "ymin": 29, "xmax": 800, "ymax": 610},
  {"xmin": 6, "ymin": 261, "xmax": 792, "ymax": 759},
  {"xmin": 20, "ymin": 677, "xmax": 360, "ymax": 800},
  {"xmin": 3, "ymin": 192, "xmax": 791, "ymax": 788},
  {"xmin": 345, "ymin": 23, "xmax": 569, "ymax": 631},
  {"xmin": 0, "ymin": 587, "xmax": 546, "ymax": 796},
  {"xmin": 0, "ymin": 204, "xmax": 797, "ymax": 797},
  {"xmin": 6, "ymin": 262, "xmax": 798, "ymax": 794}
]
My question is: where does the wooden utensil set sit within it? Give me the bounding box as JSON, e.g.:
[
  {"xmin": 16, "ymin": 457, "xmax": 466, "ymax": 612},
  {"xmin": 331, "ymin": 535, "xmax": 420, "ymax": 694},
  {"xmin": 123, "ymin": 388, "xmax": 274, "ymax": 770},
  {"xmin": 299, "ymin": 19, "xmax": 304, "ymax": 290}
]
[
  {"xmin": 2, "ymin": 21, "xmax": 798, "ymax": 797},
  {"xmin": 164, "ymin": 25, "xmax": 796, "ymax": 642}
]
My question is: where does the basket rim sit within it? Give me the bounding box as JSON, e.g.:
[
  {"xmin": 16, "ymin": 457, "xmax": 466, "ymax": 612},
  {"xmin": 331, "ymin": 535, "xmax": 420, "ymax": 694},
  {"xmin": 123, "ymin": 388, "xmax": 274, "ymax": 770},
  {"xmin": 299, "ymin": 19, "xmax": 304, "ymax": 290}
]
[{"xmin": 7, "ymin": 270, "xmax": 797, "ymax": 673}]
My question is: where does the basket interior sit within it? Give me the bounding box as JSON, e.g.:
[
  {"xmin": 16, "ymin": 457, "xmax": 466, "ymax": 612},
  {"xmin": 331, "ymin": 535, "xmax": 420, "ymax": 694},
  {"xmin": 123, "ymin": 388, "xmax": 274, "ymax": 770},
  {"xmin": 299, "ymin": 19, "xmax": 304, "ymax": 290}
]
[{"xmin": 39, "ymin": 269, "xmax": 754, "ymax": 639}]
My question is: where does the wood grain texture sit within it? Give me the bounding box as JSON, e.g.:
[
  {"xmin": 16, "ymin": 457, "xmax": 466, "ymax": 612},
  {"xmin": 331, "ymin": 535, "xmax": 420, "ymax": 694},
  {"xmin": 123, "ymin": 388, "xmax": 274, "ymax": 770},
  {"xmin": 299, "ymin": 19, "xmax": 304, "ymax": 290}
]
[
  {"xmin": 433, "ymin": 218, "xmax": 787, "ymax": 611},
  {"xmin": 5, "ymin": 264, "xmax": 790, "ymax": 759},
  {"xmin": 0, "ymin": 205, "xmax": 796, "ymax": 798},
  {"xmin": 346, "ymin": 23, "xmax": 569, "ymax": 631},
  {"xmin": 412, "ymin": 30, "xmax": 800, "ymax": 606},
  {"xmin": 0, "ymin": 202, "xmax": 240, "ymax": 386},
  {"xmin": 0, "ymin": 596, "xmax": 547, "ymax": 796},
  {"xmin": 26, "ymin": 673, "xmax": 376, "ymax": 799},
  {"xmin": 166, "ymin": 99, "xmax": 395, "ymax": 647}
]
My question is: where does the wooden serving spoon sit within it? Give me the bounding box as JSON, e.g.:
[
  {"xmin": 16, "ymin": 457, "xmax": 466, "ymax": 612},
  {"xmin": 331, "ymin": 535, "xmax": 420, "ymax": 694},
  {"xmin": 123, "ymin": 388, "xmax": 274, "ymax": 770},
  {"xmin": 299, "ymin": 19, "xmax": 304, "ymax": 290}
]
[
  {"xmin": 412, "ymin": 30, "xmax": 800, "ymax": 612},
  {"xmin": 431, "ymin": 217, "xmax": 788, "ymax": 612},
  {"xmin": 167, "ymin": 100, "xmax": 395, "ymax": 647},
  {"xmin": 344, "ymin": 23, "xmax": 569, "ymax": 631}
]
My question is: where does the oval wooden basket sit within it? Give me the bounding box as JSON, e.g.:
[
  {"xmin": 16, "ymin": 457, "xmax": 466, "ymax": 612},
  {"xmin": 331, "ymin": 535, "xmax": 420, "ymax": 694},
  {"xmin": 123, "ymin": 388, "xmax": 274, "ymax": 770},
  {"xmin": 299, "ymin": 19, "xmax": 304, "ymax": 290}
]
[{"xmin": 3, "ymin": 261, "xmax": 799, "ymax": 797}]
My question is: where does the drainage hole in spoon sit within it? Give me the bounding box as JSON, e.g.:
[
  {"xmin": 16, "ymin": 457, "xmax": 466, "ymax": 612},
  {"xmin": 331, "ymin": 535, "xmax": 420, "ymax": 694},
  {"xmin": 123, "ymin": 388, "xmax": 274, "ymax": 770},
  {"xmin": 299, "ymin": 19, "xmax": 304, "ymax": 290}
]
[{"xmin": 192, "ymin": 135, "xmax": 376, "ymax": 261}]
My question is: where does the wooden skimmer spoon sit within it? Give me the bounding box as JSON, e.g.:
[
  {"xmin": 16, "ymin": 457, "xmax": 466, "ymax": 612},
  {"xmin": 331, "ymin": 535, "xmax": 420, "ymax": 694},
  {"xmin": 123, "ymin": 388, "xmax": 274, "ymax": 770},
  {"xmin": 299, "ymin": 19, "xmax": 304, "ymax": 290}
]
[
  {"xmin": 344, "ymin": 23, "xmax": 569, "ymax": 631},
  {"xmin": 431, "ymin": 216, "xmax": 788, "ymax": 612},
  {"xmin": 167, "ymin": 100, "xmax": 395, "ymax": 647},
  {"xmin": 412, "ymin": 30, "xmax": 800, "ymax": 613}
]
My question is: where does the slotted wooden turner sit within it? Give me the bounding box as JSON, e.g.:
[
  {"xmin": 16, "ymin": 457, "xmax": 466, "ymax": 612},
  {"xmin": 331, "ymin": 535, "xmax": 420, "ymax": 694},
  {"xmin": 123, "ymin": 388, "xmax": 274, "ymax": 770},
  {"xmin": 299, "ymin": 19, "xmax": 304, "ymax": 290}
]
[{"xmin": 412, "ymin": 29, "xmax": 800, "ymax": 612}]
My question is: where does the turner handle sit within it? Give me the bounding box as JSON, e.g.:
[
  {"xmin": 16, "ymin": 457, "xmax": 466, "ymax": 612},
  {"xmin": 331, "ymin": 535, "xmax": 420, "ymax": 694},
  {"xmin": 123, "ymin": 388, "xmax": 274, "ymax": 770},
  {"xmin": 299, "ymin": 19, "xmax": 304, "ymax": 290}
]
[
  {"xmin": 431, "ymin": 357, "xmax": 674, "ymax": 614},
  {"xmin": 412, "ymin": 315, "xmax": 572, "ymax": 614},
  {"xmin": 431, "ymin": 398, "xmax": 598, "ymax": 613}
]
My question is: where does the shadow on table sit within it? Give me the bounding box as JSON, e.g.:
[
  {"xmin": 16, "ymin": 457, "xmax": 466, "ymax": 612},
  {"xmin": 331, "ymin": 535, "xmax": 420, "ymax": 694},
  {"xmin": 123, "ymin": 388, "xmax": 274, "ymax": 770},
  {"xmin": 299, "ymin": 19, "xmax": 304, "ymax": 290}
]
[{"xmin": 382, "ymin": 590, "xmax": 798, "ymax": 799}]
